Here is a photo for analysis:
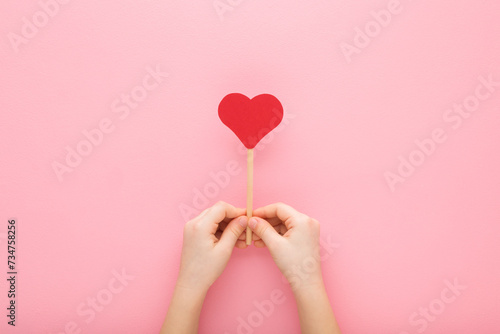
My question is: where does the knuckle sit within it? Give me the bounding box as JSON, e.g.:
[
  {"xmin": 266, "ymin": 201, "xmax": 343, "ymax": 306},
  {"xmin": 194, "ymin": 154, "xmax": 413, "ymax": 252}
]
[
  {"xmin": 259, "ymin": 223, "xmax": 268, "ymax": 235},
  {"xmin": 184, "ymin": 220, "xmax": 194, "ymax": 229},
  {"xmin": 215, "ymin": 200, "xmax": 228, "ymax": 208},
  {"xmin": 297, "ymin": 213, "xmax": 309, "ymax": 222},
  {"xmin": 226, "ymin": 224, "xmax": 238, "ymax": 235},
  {"xmin": 183, "ymin": 222, "xmax": 194, "ymax": 236},
  {"xmin": 191, "ymin": 220, "xmax": 202, "ymax": 231},
  {"xmin": 306, "ymin": 217, "xmax": 319, "ymax": 228},
  {"xmin": 310, "ymin": 218, "xmax": 320, "ymax": 226},
  {"xmin": 276, "ymin": 202, "xmax": 290, "ymax": 210},
  {"xmin": 258, "ymin": 223, "xmax": 271, "ymax": 239}
]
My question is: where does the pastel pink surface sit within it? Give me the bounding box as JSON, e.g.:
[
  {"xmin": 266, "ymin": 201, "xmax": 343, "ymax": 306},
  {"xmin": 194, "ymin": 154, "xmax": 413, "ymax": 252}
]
[
  {"xmin": 0, "ymin": 1, "xmax": 500, "ymax": 334},
  {"xmin": 218, "ymin": 93, "xmax": 284, "ymax": 149}
]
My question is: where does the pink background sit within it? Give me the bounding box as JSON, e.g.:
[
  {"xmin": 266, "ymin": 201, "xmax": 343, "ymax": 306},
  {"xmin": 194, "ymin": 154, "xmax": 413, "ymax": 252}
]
[{"xmin": 1, "ymin": 0, "xmax": 500, "ymax": 333}]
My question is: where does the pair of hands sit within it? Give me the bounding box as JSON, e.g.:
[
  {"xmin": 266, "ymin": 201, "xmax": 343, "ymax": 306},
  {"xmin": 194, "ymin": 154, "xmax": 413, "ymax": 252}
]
[
  {"xmin": 176, "ymin": 201, "xmax": 324, "ymax": 294},
  {"xmin": 164, "ymin": 201, "xmax": 341, "ymax": 334}
]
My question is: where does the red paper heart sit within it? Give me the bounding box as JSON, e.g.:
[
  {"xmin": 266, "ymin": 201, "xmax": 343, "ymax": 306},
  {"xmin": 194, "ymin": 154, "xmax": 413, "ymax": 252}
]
[{"xmin": 218, "ymin": 93, "xmax": 284, "ymax": 149}]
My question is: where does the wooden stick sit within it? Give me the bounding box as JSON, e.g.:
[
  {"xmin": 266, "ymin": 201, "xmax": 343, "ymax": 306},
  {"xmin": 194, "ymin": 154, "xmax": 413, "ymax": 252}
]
[{"xmin": 246, "ymin": 148, "xmax": 254, "ymax": 245}]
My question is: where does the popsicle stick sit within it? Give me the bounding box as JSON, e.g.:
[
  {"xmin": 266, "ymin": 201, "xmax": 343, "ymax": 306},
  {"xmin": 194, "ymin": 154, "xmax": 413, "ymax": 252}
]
[{"xmin": 246, "ymin": 149, "xmax": 254, "ymax": 245}]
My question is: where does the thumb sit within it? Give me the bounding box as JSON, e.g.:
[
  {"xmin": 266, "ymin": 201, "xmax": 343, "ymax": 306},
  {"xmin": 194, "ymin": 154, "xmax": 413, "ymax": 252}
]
[
  {"xmin": 249, "ymin": 217, "xmax": 281, "ymax": 249},
  {"xmin": 218, "ymin": 216, "xmax": 248, "ymax": 249}
]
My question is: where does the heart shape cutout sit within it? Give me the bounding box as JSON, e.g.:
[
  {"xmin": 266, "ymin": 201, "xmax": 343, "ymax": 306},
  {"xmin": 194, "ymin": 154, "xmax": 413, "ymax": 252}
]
[{"xmin": 218, "ymin": 93, "xmax": 284, "ymax": 149}]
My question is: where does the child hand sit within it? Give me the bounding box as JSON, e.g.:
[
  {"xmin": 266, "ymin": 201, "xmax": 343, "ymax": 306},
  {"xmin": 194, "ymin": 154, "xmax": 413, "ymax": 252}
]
[
  {"xmin": 249, "ymin": 202, "xmax": 323, "ymax": 291},
  {"xmin": 176, "ymin": 201, "xmax": 248, "ymax": 293}
]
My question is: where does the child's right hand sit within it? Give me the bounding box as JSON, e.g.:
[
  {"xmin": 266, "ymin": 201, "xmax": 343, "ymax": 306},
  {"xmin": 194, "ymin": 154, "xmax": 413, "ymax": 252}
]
[{"xmin": 249, "ymin": 203, "xmax": 324, "ymax": 291}]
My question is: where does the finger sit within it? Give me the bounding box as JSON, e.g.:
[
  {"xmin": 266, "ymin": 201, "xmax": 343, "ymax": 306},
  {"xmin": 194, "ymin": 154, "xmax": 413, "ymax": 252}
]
[
  {"xmin": 248, "ymin": 214, "xmax": 282, "ymax": 227},
  {"xmin": 252, "ymin": 232, "xmax": 261, "ymax": 241},
  {"xmin": 254, "ymin": 240, "xmax": 267, "ymax": 248},
  {"xmin": 248, "ymin": 217, "xmax": 282, "ymax": 250},
  {"xmin": 235, "ymin": 240, "xmax": 248, "ymax": 249},
  {"xmin": 238, "ymin": 232, "xmax": 246, "ymax": 240},
  {"xmin": 222, "ymin": 215, "xmax": 239, "ymax": 224},
  {"xmin": 218, "ymin": 216, "xmax": 249, "ymax": 250},
  {"xmin": 191, "ymin": 208, "xmax": 210, "ymax": 221},
  {"xmin": 267, "ymin": 217, "xmax": 284, "ymax": 226},
  {"xmin": 202, "ymin": 201, "xmax": 246, "ymax": 234},
  {"xmin": 253, "ymin": 202, "xmax": 301, "ymax": 229}
]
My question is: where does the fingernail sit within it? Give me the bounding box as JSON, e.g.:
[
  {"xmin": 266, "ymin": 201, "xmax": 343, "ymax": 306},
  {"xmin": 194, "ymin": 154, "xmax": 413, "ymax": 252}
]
[
  {"xmin": 238, "ymin": 216, "xmax": 248, "ymax": 227},
  {"xmin": 249, "ymin": 218, "xmax": 258, "ymax": 229}
]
